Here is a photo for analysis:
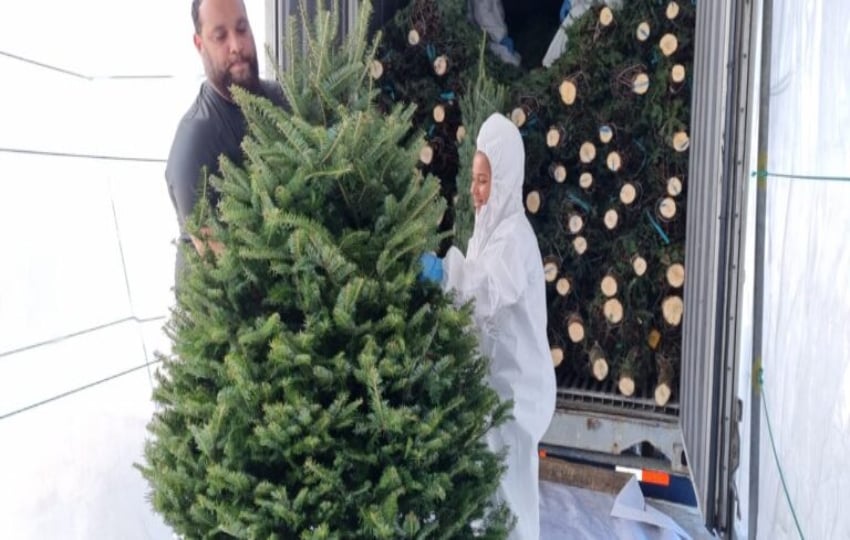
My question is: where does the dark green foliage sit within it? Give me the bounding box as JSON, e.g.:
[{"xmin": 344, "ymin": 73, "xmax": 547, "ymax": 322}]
[
  {"xmin": 139, "ymin": 3, "xmax": 512, "ymax": 538},
  {"xmin": 519, "ymin": 2, "xmax": 695, "ymax": 395}
]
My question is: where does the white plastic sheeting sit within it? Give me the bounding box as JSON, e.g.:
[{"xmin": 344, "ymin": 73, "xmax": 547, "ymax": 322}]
[
  {"xmin": 0, "ymin": 1, "xmax": 264, "ymax": 537},
  {"xmin": 740, "ymin": 0, "xmax": 850, "ymax": 538}
]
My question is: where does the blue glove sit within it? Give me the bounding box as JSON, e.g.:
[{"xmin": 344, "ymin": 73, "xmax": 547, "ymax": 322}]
[
  {"xmin": 499, "ymin": 36, "xmax": 516, "ymax": 54},
  {"xmin": 560, "ymin": 0, "xmax": 572, "ymax": 22},
  {"xmin": 419, "ymin": 253, "xmax": 443, "ymax": 284}
]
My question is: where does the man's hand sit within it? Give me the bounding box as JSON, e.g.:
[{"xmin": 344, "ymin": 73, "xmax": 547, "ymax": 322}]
[{"xmin": 190, "ymin": 227, "xmax": 224, "ymax": 258}]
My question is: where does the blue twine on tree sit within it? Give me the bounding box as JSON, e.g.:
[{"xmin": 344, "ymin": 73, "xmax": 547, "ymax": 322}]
[
  {"xmin": 381, "ymin": 83, "xmax": 396, "ymax": 101},
  {"xmin": 567, "ymin": 192, "xmax": 591, "ymax": 213},
  {"xmin": 425, "ymin": 44, "xmax": 436, "ymax": 62},
  {"xmin": 427, "ymin": 124, "xmax": 435, "ymax": 138},
  {"xmin": 634, "ymin": 138, "xmax": 649, "ymax": 175},
  {"xmin": 645, "ymin": 210, "xmax": 671, "ymax": 245},
  {"xmin": 440, "ymin": 91, "xmax": 457, "ymax": 102}
]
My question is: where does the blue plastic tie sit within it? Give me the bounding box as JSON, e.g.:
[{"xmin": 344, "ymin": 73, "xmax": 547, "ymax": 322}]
[
  {"xmin": 425, "ymin": 44, "xmax": 436, "ymax": 62},
  {"xmin": 645, "ymin": 210, "xmax": 671, "ymax": 245}
]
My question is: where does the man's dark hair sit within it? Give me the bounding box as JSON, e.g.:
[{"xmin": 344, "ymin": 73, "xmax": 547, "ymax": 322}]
[
  {"xmin": 191, "ymin": 0, "xmax": 203, "ymax": 34},
  {"xmin": 192, "ymin": 0, "xmax": 247, "ymax": 34}
]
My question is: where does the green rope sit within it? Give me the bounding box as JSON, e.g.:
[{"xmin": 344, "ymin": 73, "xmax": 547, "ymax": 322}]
[
  {"xmin": 752, "ymin": 170, "xmax": 850, "ymax": 183},
  {"xmin": 760, "ymin": 366, "xmax": 806, "ymax": 539}
]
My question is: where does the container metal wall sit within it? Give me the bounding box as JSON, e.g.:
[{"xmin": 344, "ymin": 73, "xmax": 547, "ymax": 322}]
[{"xmin": 681, "ymin": 0, "xmax": 745, "ymax": 529}]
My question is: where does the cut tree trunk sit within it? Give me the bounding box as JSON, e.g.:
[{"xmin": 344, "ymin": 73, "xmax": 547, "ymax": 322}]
[
  {"xmin": 632, "ymin": 72, "xmax": 650, "ymax": 95},
  {"xmin": 606, "ymin": 151, "xmax": 623, "ymax": 172},
  {"xmin": 666, "ymin": 263, "xmax": 685, "ymax": 288},
  {"xmin": 511, "ymin": 106, "xmax": 527, "ymax": 127},
  {"xmin": 636, "ymin": 21, "xmax": 651, "ymax": 42},
  {"xmin": 599, "ymin": 6, "xmax": 614, "ymax": 27},
  {"xmin": 604, "ymin": 209, "xmax": 619, "ymax": 230},
  {"xmin": 603, "ymin": 298, "xmax": 624, "ymax": 325},
  {"xmin": 556, "ymin": 277, "xmax": 571, "ymax": 296},
  {"xmin": 671, "ymin": 64, "xmax": 686, "ymax": 83},
  {"xmin": 599, "ymin": 125, "xmax": 614, "ymax": 143},
  {"xmin": 672, "ymin": 131, "xmax": 690, "ymax": 152},
  {"xmin": 407, "ymin": 28, "xmax": 421, "ymax": 46},
  {"xmin": 589, "ymin": 343, "xmax": 609, "ymax": 381},
  {"xmin": 647, "ymin": 328, "xmax": 662, "ymax": 351},
  {"xmin": 455, "ymin": 125, "xmax": 467, "ymax": 143},
  {"xmin": 656, "ymin": 197, "xmax": 677, "ymax": 221},
  {"xmin": 660, "ymin": 33, "xmax": 679, "ymax": 57},
  {"xmin": 526, "ymin": 190, "xmax": 542, "ymax": 214},
  {"xmin": 573, "ymin": 236, "xmax": 588, "ymax": 255},
  {"xmin": 567, "ymin": 313, "xmax": 586, "ymax": 343},
  {"xmin": 550, "ymin": 163, "xmax": 567, "ymax": 183},
  {"xmin": 432, "ymin": 104, "xmax": 446, "ymax": 123},
  {"xmin": 580, "ymin": 142, "xmax": 597, "ymax": 163},
  {"xmin": 600, "ymin": 274, "xmax": 618, "ymax": 298},
  {"xmin": 618, "ymin": 348, "xmax": 640, "ymax": 397},
  {"xmin": 433, "ymin": 55, "xmax": 448, "ymax": 76},
  {"xmin": 666, "ymin": 1, "xmax": 680, "ymax": 20},
  {"xmin": 661, "ymin": 295, "xmax": 684, "ymax": 326},
  {"xmin": 551, "ymin": 346, "xmax": 564, "ymax": 368},
  {"xmin": 543, "ymin": 256, "xmax": 560, "ymax": 283},
  {"xmin": 632, "ymin": 254, "xmax": 648, "ymax": 276},
  {"xmin": 419, "ymin": 144, "xmax": 434, "ymax": 165},
  {"xmin": 559, "ymin": 79, "xmax": 578, "ymax": 106},
  {"xmin": 567, "ymin": 213, "xmax": 585, "ymax": 234},
  {"xmin": 654, "ymin": 356, "xmax": 675, "ymax": 406},
  {"xmin": 618, "ymin": 372, "xmax": 636, "ymax": 397},
  {"xmin": 620, "ymin": 182, "xmax": 638, "ymax": 205},
  {"xmin": 667, "ymin": 176, "xmax": 683, "ymax": 197},
  {"xmin": 369, "ymin": 59, "xmax": 384, "ymax": 80},
  {"xmin": 547, "ymin": 126, "xmax": 565, "ymax": 148},
  {"xmin": 579, "ymin": 172, "xmax": 594, "ymax": 189}
]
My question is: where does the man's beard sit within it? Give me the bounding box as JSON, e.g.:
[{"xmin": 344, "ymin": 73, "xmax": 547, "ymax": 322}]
[{"xmin": 215, "ymin": 54, "xmax": 261, "ymax": 98}]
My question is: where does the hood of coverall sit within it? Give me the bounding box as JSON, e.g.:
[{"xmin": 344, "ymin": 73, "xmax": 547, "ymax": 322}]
[{"xmin": 468, "ymin": 113, "xmax": 526, "ymax": 260}]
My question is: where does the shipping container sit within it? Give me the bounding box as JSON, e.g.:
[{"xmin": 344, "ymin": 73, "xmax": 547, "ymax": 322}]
[{"xmin": 264, "ymin": 1, "xmax": 764, "ymax": 536}]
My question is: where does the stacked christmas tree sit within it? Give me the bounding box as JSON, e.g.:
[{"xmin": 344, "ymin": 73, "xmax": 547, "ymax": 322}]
[
  {"xmin": 518, "ymin": 1, "xmax": 695, "ymax": 405},
  {"xmin": 139, "ymin": 3, "xmax": 512, "ymax": 537},
  {"xmin": 375, "ymin": 0, "xmax": 696, "ymax": 404}
]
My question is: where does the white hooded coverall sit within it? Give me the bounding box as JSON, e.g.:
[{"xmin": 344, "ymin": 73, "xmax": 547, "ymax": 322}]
[{"xmin": 442, "ymin": 113, "xmax": 557, "ymax": 539}]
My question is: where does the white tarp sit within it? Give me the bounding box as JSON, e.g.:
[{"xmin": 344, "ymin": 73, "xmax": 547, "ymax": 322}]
[
  {"xmin": 0, "ymin": 1, "xmax": 263, "ymax": 537},
  {"xmin": 734, "ymin": 0, "xmax": 850, "ymax": 538},
  {"xmin": 756, "ymin": 0, "xmax": 850, "ymax": 537}
]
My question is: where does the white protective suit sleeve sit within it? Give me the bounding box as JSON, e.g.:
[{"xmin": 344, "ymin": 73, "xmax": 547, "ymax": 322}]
[
  {"xmin": 468, "ymin": 0, "xmax": 508, "ymax": 42},
  {"xmin": 442, "ymin": 113, "xmax": 556, "ymax": 540}
]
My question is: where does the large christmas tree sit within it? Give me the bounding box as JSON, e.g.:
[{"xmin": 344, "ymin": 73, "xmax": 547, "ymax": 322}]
[{"xmin": 139, "ymin": 3, "xmax": 512, "ymax": 537}]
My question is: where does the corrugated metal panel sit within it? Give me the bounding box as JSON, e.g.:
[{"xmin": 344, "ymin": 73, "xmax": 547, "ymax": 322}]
[{"xmin": 681, "ymin": 0, "xmax": 734, "ymax": 527}]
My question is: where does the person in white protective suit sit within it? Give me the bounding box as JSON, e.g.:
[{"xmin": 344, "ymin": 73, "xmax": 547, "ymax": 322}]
[
  {"xmin": 468, "ymin": 0, "xmax": 522, "ymax": 66},
  {"xmin": 420, "ymin": 113, "xmax": 557, "ymax": 539}
]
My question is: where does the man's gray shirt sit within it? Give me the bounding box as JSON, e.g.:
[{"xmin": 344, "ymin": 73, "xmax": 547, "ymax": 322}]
[{"xmin": 165, "ymin": 79, "xmax": 284, "ymax": 244}]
